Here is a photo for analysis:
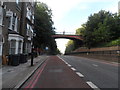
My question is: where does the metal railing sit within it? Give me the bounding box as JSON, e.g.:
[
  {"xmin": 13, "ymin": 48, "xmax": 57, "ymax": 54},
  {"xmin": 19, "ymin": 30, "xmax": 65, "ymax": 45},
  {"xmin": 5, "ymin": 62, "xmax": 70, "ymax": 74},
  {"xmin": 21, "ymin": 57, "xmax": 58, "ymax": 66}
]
[{"xmin": 55, "ymin": 32, "xmax": 75, "ymax": 35}]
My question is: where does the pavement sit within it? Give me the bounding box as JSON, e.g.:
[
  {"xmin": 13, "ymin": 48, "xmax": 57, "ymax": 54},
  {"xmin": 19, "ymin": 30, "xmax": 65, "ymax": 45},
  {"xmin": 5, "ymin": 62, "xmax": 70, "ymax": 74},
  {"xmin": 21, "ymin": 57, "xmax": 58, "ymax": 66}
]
[{"xmin": 2, "ymin": 55, "xmax": 49, "ymax": 89}]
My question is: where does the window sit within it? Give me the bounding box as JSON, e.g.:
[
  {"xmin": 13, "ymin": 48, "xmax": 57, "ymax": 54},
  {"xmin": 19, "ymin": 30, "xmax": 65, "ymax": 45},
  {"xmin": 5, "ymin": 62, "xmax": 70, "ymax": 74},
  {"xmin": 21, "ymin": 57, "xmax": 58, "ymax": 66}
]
[
  {"xmin": 0, "ymin": 35, "xmax": 2, "ymax": 42},
  {"xmin": 8, "ymin": 12, "xmax": 13, "ymax": 30},
  {"xmin": 0, "ymin": 34, "xmax": 2, "ymax": 56},
  {"xmin": 18, "ymin": 41, "xmax": 22, "ymax": 54},
  {"xmin": 26, "ymin": 23, "xmax": 33, "ymax": 37},
  {"xmin": 27, "ymin": 42, "xmax": 31, "ymax": 53},
  {"xmin": 26, "ymin": 42, "xmax": 31, "ymax": 53},
  {"xmin": 26, "ymin": 23, "xmax": 30, "ymax": 36},
  {"xmin": 12, "ymin": 16, "xmax": 16, "ymax": 30},
  {"xmin": 26, "ymin": 7, "xmax": 31, "ymax": 20},
  {"xmin": 0, "ymin": 6, "xmax": 3, "ymax": 26},
  {"xmin": 32, "ymin": 15, "xmax": 34, "ymax": 24},
  {"xmin": 0, "ymin": 44, "xmax": 2, "ymax": 55},
  {"xmin": 9, "ymin": 40, "xmax": 16, "ymax": 54},
  {"xmin": 31, "ymin": 2, "xmax": 35, "ymax": 7},
  {"xmin": 14, "ymin": 17, "xmax": 18, "ymax": 32},
  {"xmin": 9, "ymin": 14, "xmax": 17, "ymax": 31}
]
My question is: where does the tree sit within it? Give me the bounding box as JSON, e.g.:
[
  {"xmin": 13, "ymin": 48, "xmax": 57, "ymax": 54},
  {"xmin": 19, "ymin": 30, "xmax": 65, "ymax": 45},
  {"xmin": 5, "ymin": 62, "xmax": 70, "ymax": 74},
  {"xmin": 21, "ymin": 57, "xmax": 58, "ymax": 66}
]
[
  {"xmin": 83, "ymin": 10, "xmax": 120, "ymax": 48},
  {"xmin": 75, "ymin": 24, "xmax": 86, "ymax": 36},
  {"xmin": 65, "ymin": 40, "xmax": 75, "ymax": 54},
  {"xmin": 34, "ymin": 2, "xmax": 58, "ymax": 54}
]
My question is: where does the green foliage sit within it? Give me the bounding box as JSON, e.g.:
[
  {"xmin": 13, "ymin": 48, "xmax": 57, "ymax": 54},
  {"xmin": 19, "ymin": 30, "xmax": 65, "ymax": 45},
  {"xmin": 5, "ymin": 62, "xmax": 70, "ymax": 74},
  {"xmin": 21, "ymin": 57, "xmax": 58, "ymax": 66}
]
[
  {"xmin": 56, "ymin": 48, "xmax": 62, "ymax": 54},
  {"xmin": 81, "ymin": 10, "xmax": 120, "ymax": 48},
  {"xmin": 95, "ymin": 38, "xmax": 120, "ymax": 47},
  {"xmin": 65, "ymin": 40, "xmax": 75, "ymax": 53},
  {"xmin": 65, "ymin": 10, "xmax": 120, "ymax": 53},
  {"xmin": 34, "ymin": 2, "xmax": 58, "ymax": 55},
  {"xmin": 75, "ymin": 24, "xmax": 86, "ymax": 36},
  {"xmin": 105, "ymin": 38, "xmax": 120, "ymax": 46}
]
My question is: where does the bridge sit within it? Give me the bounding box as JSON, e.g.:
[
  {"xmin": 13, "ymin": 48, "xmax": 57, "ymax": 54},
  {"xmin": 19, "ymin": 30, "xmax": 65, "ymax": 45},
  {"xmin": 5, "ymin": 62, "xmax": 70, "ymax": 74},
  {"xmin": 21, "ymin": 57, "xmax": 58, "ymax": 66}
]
[{"xmin": 52, "ymin": 32, "xmax": 83, "ymax": 41}]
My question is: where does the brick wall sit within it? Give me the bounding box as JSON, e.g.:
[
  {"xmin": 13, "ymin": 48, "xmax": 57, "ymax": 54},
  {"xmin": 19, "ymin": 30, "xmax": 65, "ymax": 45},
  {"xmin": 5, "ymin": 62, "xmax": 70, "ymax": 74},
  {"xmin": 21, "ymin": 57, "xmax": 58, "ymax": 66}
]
[
  {"xmin": 66, "ymin": 46, "xmax": 120, "ymax": 63},
  {"xmin": 74, "ymin": 46, "xmax": 120, "ymax": 52}
]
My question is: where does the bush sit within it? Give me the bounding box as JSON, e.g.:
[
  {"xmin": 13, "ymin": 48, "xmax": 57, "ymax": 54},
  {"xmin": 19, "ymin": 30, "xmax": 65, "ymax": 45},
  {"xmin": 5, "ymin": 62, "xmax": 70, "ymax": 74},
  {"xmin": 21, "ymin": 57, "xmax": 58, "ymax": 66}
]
[{"xmin": 106, "ymin": 38, "xmax": 120, "ymax": 46}]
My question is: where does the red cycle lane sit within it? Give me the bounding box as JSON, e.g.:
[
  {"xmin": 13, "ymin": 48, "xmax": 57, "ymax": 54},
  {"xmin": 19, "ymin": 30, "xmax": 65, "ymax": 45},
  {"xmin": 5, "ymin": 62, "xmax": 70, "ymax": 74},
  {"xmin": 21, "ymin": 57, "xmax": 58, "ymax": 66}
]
[{"xmin": 21, "ymin": 56, "xmax": 92, "ymax": 89}]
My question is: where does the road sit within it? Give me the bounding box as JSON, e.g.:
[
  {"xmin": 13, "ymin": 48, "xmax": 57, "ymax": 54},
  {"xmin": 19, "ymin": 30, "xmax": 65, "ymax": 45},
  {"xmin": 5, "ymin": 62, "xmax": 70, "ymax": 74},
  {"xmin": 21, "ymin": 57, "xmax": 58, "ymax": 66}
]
[
  {"xmin": 59, "ymin": 55, "xmax": 119, "ymax": 89},
  {"xmin": 20, "ymin": 55, "xmax": 92, "ymax": 89},
  {"xmin": 20, "ymin": 55, "xmax": 119, "ymax": 89}
]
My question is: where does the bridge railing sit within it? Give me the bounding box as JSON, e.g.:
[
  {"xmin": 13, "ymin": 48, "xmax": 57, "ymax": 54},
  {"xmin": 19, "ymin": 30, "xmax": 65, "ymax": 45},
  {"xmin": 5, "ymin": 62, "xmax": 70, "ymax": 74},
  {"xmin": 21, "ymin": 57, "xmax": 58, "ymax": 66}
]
[{"xmin": 55, "ymin": 32, "xmax": 76, "ymax": 35}]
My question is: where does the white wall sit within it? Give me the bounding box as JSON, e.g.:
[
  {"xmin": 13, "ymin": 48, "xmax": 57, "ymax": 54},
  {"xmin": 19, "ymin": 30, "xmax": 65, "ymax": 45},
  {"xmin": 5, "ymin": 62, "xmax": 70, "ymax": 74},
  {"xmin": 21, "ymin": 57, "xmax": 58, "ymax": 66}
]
[{"xmin": 8, "ymin": 34, "xmax": 24, "ymax": 54}]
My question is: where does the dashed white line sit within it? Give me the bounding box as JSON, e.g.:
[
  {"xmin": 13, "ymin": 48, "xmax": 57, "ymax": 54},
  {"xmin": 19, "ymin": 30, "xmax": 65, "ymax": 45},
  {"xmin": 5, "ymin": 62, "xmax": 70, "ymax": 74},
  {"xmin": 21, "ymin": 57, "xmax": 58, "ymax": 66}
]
[
  {"xmin": 67, "ymin": 64, "xmax": 72, "ymax": 67},
  {"xmin": 86, "ymin": 81, "xmax": 100, "ymax": 90},
  {"xmin": 76, "ymin": 72, "xmax": 84, "ymax": 78},
  {"xmin": 71, "ymin": 67, "xmax": 76, "ymax": 71},
  {"xmin": 65, "ymin": 62, "xmax": 68, "ymax": 65},
  {"xmin": 57, "ymin": 55, "xmax": 69, "ymax": 65},
  {"xmin": 92, "ymin": 64, "xmax": 98, "ymax": 67},
  {"xmin": 57, "ymin": 55, "xmax": 100, "ymax": 90}
]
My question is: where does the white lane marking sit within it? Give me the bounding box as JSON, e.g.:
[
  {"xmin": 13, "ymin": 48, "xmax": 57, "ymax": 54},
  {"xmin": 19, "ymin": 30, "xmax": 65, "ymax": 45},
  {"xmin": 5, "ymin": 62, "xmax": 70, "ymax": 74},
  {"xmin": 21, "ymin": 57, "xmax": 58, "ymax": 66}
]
[
  {"xmin": 86, "ymin": 81, "xmax": 100, "ymax": 90},
  {"xmin": 57, "ymin": 55, "xmax": 75, "ymax": 71},
  {"xmin": 65, "ymin": 62, "xmax": 68, "ymax": 64},
  {"xmin": 92, "ymin": 64, "xmax": 98, "ymax": 67},
  {"xmin": 76, "ymin": 72, "xmax": 84, "ymax": 78},
  {"xmin": 71, "ymin": 67, "xmax": 76, "ymax": 71},
  {"xmin": 57, "ymin": 55, "xmax": 69, "ymax": 65},
  {"xmin": 57, "ymin": 56, "xmax": 65, "ymax": 61},
  {"xmin": 67, "ymin": 64, "xmax": 72, "ymax": 67}
]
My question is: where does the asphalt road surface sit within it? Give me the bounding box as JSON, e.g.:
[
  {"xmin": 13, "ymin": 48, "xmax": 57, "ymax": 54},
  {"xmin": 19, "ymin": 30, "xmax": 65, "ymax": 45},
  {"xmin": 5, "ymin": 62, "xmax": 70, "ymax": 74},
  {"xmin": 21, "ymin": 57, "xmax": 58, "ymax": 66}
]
[
  {"xmin": 20, "ymin": 55, "xmax": 119, "ymax": 89},
  {"xmin": 59, "ymin": 55, "xmax": 119, "ymax": 89},
  {"xmin": 20, "ymin": 56, "xmax": 92, "ymax": 89}
]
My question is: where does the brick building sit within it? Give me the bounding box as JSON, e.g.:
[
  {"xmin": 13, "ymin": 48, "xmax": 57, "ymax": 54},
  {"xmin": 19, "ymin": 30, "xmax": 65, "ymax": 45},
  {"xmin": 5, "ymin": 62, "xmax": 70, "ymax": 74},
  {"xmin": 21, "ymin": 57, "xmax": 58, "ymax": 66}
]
[
  {"xmin": 20, "ymin": 2, "xmax": 35, "ymax": 55},
  {"xmin": 1, "ymin": 1, "xmax": 35, "ymax": 65}
]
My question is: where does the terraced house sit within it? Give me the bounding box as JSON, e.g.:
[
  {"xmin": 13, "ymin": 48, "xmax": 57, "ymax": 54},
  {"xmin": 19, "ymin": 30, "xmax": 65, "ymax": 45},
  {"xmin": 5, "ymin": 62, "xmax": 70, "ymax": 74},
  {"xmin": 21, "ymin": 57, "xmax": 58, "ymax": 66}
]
[
  {"xmin": 20, "ymin": 1, "xmax": 35, "ymax": 56},
  {"xmin": 1, "ymin": 1, "xmax": 35, "ymax": 65}
]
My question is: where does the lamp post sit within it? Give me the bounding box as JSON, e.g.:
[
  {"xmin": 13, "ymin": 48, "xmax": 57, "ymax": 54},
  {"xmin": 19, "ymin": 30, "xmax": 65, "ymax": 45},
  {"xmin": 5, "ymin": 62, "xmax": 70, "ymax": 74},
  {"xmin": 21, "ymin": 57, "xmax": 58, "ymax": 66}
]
[{"xmin": 31, "ymin": 33, "xmax": 36, "ymax": 66}]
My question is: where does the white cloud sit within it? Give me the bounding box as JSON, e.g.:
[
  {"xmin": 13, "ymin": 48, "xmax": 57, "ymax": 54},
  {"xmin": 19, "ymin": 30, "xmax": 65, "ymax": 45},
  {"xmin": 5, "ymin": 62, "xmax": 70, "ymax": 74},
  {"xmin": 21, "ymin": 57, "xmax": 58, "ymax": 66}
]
[
  {"xmin": 105, "ymin": 1, "xmax": 118, "ymax": 13},
  {"xmin": 39, "ymin": 0, "xmax": 118, "ymax": 25},
  {"xmin": 40, "ymin": 0, "xmax": 83, "ymax": 21}
]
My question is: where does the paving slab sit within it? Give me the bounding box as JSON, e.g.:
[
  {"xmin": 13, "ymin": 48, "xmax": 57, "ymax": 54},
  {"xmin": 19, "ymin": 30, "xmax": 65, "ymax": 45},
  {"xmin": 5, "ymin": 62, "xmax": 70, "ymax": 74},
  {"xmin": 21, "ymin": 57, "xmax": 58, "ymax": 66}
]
[{"xmin": 2, "ymin": 55, "xmax": 48, "ymax": 89}]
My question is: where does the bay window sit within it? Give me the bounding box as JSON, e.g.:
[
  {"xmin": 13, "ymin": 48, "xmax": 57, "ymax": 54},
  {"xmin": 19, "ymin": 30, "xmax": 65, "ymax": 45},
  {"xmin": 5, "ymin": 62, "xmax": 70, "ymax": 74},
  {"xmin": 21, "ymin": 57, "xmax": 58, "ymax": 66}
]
[
  {"xmin": 9, "ymin": 40, "xmax": 16, "ymax": 54},
  {"xmin": 18, "ymin": 41, "xmax": 22, "ymax": 54}
]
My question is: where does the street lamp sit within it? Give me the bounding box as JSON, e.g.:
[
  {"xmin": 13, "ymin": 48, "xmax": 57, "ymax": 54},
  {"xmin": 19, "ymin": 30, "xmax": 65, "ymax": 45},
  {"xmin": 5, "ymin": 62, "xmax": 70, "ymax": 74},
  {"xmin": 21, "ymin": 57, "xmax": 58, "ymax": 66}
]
[{"xmin": 31, "ymin": 33, "xmax": 36, "ymax": 66}]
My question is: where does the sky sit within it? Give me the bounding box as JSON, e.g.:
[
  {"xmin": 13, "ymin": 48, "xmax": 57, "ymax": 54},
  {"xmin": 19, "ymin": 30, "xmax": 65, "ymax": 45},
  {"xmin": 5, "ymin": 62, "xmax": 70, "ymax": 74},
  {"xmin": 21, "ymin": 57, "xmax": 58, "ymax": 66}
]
[{"xmin": 39, "ymin": 0, "xmax": 119, "ymax": 54}]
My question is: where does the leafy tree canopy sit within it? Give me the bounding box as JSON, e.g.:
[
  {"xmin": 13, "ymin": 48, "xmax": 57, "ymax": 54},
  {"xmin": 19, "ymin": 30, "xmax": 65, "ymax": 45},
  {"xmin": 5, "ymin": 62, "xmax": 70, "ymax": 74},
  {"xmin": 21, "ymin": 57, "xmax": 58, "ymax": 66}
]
[
  {"xmin": 34, "ymin": 2, "xmax": 58, "ymax": 55},
  {"xmin": 65, "ymin": 10, "xmax": 120, "ymax": 53},
  {"xmin": 78, "ymin": 10, "xmax": 120, "ymax": 48}
]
